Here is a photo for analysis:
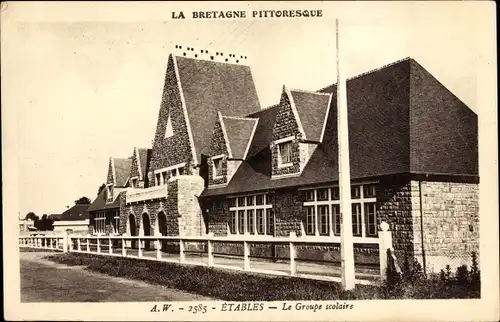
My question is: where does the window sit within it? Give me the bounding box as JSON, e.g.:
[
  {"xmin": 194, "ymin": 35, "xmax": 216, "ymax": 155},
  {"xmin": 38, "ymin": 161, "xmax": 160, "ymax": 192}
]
[
  {"xmin": 363, "ymin": 184, "xmax": 376, "ymax": 198},
  {"xmin": 94, "ymin": 212, "xmax": 106, "ymax": 234},
  {"xmin": 333, "ymin": 205, "xmax": 341, "ymax": 235},
  {"xmin": 364, "ymin": 203, "xmax": 377, "ymax": 237},
  {"xmin": 131, "ymin": 178, "xmax": 138, "ymax": 188},
  {"xmin": 318, "ymin": 205, "xmax": 330, "ymax": 235},
  {"xmin": 256, "ymin": 209, "xmax": 265, "ymax": 234},
  {"xmin": 237, "ymin": 210, "xmax": 245, "ymax": 234},
  {"xmin": 352, "ymin": 203, "xmax": 362, "ymax": 236},
  {"xmin": 112, "ymin": 211, "xmax": 120, "ymax": 234},
  {"xmin": 228, "ymin": 193, "xmax": 273, "ymax": 235},
  {"xmin": 305, "ymin": 206, "xmax": 316, "ymax": 235},
  {"xmin": 351, "ymin": 185, "xmax": 361, "ymax": 199},
  {"xmin": 154, "ymin": 163, "xmax": 187, "ymax": 185},
  {"xmin": 317, "ymin": 188, "xmax": 329, "ymax": 201},
  {"xmin": 266, "ymin": 209, "xmax": 274, "ymax": 236},
  {"xmin": 212, "ymin": 156, "xmax": 223, "ymax": 179},
  {"xmin": 278, "ymin": 140, "xmax": 293, "ymax": 167},
  {"xmin": 247, "ymin": 210, "xmax": 255, "ymax": 234},
  {"xmin": 331, "ymin": 187, "xmax": 340, "ymax": 200},
  {"xmin": 302, "ymin": 183, "xmax": 377, "ymax": 238},
  {"xmin": 106, "ymin": 185, "xmax": 113, "ymax": 201},
  {"xmin": 228, "ymin": 211, "xmax": 237, "ymax": 234}
]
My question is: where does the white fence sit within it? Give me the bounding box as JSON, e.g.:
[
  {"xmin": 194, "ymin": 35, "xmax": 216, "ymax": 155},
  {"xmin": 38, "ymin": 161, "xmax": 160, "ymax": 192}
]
[{"xmin": 19, "ymin": 224, "xmax": 394, "ymax": 285}]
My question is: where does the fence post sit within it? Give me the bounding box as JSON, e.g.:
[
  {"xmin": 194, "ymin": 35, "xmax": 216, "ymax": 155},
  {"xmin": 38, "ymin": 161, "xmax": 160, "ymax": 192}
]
[
  {"xmin": 77, "ymin": 238, "xmax": 81, "ymax": 251},
  {"xmin": 378, "ymin": 221, "xmax": 393, "ymax": 282},
  {"xmin": 179, "ymin": 239, "xmax": 185, "ymax": 264},
  {"xmin": 289, "ymin": 232, "xmax": 297, "ymax": 276},
  {"xmin": 207, "ymin": 232, "xmax": 214, "ymax": 267},
  {"xmin": 68, "ymin": 234, "xmax": 73, "ymax": 252},
  {"xmin": 108, "ymin": 237, "xmax": 113, "ymax": 254},
  {"xmin": 97, "ymin": 238, "xmax": 101, "ymax": 254},
  {"xmin": 62, "ymin": 231, "xmax": 68, "ymax": 252},
  {"xmin": 243, "ymin": 234, "xmax": 250, "ymax": 271},
  {"xmin": 155, "ymin": 237, "xmax": 162, "ymax": 260},
  {"xmin": 86, "ymin": 238, "xmax": 90, "ymax": 252},
  {"xmin": 138, "ymin": 238, "xmax": 143, "ymax": 258},
  {"xmin": 122, "ymin": 237, "xmax": 126, "ymax": 257}
]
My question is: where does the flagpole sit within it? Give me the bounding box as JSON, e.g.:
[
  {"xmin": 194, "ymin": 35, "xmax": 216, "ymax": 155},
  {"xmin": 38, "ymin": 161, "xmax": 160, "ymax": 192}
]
[{"xmin": 336, "ymin": 18, "xmax": 356, "ymax": 291}]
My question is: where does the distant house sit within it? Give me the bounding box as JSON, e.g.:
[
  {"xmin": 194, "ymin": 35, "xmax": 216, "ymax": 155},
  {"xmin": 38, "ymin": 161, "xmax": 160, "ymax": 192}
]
[{"xmin": 53, "ymin": 204, "xmax": 91, "ymax": 233}]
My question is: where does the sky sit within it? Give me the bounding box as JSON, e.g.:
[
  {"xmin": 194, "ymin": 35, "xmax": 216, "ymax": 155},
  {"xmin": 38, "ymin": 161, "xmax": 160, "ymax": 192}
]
[{"xmin": 2, "ymin": 2, "xmax": 493, "ymax": 218}]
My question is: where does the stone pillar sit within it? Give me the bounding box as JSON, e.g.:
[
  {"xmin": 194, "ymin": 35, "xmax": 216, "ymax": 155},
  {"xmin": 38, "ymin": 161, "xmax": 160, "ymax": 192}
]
[{"xmin": 176, "ymin": 175, "xmax": 205, "ymax": 236}]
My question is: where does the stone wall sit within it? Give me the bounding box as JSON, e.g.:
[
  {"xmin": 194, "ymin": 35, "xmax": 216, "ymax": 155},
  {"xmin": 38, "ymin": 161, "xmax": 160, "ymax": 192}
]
[
  {"xmin": 149, "ymin": 54, "xmax": 194, "ymax": 176},
  {"xmin": 274, "ymin": 188, "xmax": 303, "ymax": 237},
  {"xmin": 271, "ymin": 90, "xmax": 301, "ymax": 177},
  {"xmin": 412, "ymin": 180, "xmax": 479, "ymax": 272}
]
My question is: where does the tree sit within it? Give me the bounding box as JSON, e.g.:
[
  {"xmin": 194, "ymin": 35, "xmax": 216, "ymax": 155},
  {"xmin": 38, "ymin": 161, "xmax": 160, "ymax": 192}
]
[
  {"xmin": 75, "ymin": 196, "xmax": 92, "ymax": 205},
  {"xmin": 25, "ymin": 212, "xmax": 39, "ymax": 221},
  {"xmin": 97, "ymin": 183, "xmax": 106, "ymax": 196}
]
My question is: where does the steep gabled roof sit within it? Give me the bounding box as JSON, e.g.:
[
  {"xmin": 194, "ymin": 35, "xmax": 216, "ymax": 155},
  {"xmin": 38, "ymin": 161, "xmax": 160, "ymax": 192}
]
[
  {"xmin": 221, "ymin": 116, "xmax": 258, "ymax": 160},
  {"xmin": 245, "ymin": 104, "xmax": 280, "ymax": 158},
  {"xmin": 60, "ymin": 204, "xmax": 90, "ymax": 221},
  {"xmin": 113, "ymin": 158, "xmax": 132, "ymax": 187},
  {"xmin": 289, "ymin": 89, "xmax": 332, "ymax": 142},
  {"xmin": 202, "ymin": 57, "xmax": 478, "ymax": 197},
  {"xmin": 87, "ymin": 189, "xmax": 123, "ymax": 212},
  {"xmin": 137, "ymin": 148, "xmax": 151, "ymax": 180},
  {"xmin": 174, "ymin": 56, "xmax": 261, "ymax": 161}
]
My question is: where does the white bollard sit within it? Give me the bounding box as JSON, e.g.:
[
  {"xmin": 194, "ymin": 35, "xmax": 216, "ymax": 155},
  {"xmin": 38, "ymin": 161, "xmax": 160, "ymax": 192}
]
[
  {"xmin": 207, "ymin": 232, "xmax": 214, "ymax": 267},
  {"xmin": 156, "ymin": 237, "xmax": 161, "ymax": 260},
  {"xmin": 62, "ymin": 231, "xmax": 69, "ymax": 253},
  {"xmin": 289, "ymin": 232, "xmax": 297, "ymax": 276},
  {"xmin": 243, "ymin": 236, "xmax": 250, "ymax": 271},
  {"xmin": 138, "ymin": 238, "xmax": 143, "ymax": 258},
  {"xmin": 378, "ymin": 221, "xmax": 393, "ymax": 282},
  {"xmin": 179, "ymin": 239, "xmax": 185, "ymax": 263},
  {"xmin": 122, "ymin": 237, "xmax": 126, "ymax": 257}
]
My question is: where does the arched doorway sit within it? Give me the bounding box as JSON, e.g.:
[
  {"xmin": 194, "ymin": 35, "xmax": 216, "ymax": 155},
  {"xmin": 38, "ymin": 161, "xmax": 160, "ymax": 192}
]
[
  {"xmin": 157, "ymin": 212, "xmax": 167, "ymax": 251},
  {"xmin": 128, "ymin": 214, "xmax": 137, "ymax": 249},
  {"xmin": 142, "ymin": 213, "xmax": 151, "ymax": 250}
]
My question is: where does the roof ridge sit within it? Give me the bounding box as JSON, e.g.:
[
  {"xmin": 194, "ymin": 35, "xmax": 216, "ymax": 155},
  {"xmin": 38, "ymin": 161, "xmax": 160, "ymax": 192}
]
[
  {"xmin": 222, "ymin": 115, "xmax": 258, "ymax": 121},
  {"xmin": 289, "ymin": 88, "xmax": 332, "ymax": 96},
  {"xmin": 174, "ymin": 54, "xmax": 251, "ymax": 67},
  {"xmin": 316, "ymin": 56, "xmax": 414, "ymax": 92}
]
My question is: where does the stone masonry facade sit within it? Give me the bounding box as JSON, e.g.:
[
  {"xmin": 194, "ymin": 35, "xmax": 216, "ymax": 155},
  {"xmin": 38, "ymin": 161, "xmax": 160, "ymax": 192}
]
[
  {"xmin": 148, "ymin": 55, "xmax": 194, "ymax": 183},
  {"xmin": 271, "ymin": 90, "xmax": 302, "ymax": 177},
  {"xmin": 207, "ymin": 118, "xmax": 229, "ymax": 186}
]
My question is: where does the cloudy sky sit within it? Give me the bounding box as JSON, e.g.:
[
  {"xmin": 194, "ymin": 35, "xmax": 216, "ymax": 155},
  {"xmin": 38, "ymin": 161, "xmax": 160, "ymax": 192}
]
[{"xmin": 2, "ymin": 1, "xmax": 494, "ymax": 217}]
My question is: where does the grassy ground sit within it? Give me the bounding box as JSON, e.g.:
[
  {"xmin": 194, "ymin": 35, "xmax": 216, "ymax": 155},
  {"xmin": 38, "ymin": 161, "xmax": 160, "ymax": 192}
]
[
  {"xmin": 20, "ymin": 248, "xmax": 60, "ymax": 253},
  {"xmin": 44, "ymin": 252, "xmax": 480, "ymax": 300},
  {"xmin": 20, "ymin": 252, "xmax": 214, "ymax": 302}
]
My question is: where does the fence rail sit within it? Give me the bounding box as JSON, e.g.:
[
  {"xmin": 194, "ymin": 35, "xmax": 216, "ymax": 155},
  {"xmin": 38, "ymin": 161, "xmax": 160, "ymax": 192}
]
[{"xmin": 19, "ymin": 225, "xmax": 395, "ymax": 286}]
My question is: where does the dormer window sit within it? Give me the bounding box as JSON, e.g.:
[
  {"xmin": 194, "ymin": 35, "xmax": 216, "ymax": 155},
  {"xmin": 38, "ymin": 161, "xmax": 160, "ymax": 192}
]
[
  {"xmin": 130, "ymin": 177, "xmax": 138, "ymax": 188},
  {"xmin": 276, "ymin": 137, "xmax": 294, "ymax": 168},
  {"xmin": 106, "ymin": 185, "xmax": 113, "ymax": 202},
  {"xmin": 212, "ymin": 155, "xmax": 224, "ymax": 179}
]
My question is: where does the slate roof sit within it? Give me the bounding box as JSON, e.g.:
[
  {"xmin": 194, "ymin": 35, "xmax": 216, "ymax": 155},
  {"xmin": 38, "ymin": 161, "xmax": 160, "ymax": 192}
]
[
  {"xmin": 137, "ymin": 148, "xmax": 151, "ymax": 180},
  {"xmin": 60, "ymin": 204, "xmax": 91, "ymax": 221},
  {"xmin": 245, "ymin": 104, "xmax": 280, "ymax": 158},
  {"xmin": 202, "ymin": 58, "xmax": 478, "ymax": 197},
  {"xmin": 221, "ymin": 116, "xmax": 258, "ymax": 159},
  {"xmin": 113, "ymin": 158, "xmax": 132, "ymax": 187},
  {"xmin": 289, "ymin": 90, "xmax": 332, "ymax": 142},
  {"xmin": 175, "ymin": 56, "xmax": 261, "ymax": 161},
  {"xmin": 87, "ymin": 189, "xmax": 123, "ymax": 212}
]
